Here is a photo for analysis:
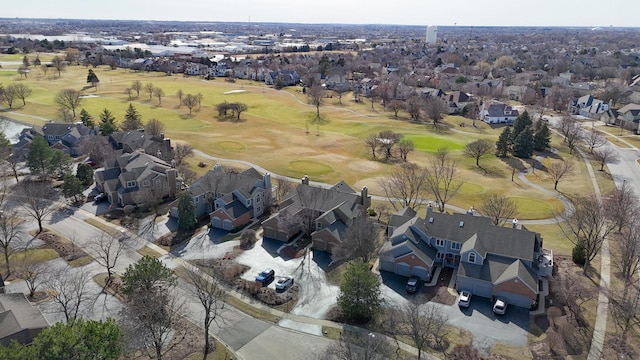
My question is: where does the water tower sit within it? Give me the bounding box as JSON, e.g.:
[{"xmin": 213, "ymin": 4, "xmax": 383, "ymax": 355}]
[{"xmin": 426, "ymin": 25, "xmax": 438, "ymax": 44}]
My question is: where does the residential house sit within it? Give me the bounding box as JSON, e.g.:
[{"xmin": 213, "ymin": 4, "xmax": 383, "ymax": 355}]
[
  {"xmin": 262, "ymin": 176, "xmax": 371, "ymax": 254},
  {"xmin": 481, "ymin": 102, "xmax": 519, "ymax": 124},
  {"xmin": 169, "ymin": 164, "xmax": 272, "ymax": 231},
  {"xmin": 12, "ymin": 122, "xmax": 98, "ymax": 159},
  {"xmin": 265, "ymin": 69, "xmax": 300, "ymax": 86},
  {"xmin": 568, "ymin": 95, "xmax": 610, "ymax": 118},
  {"xmin": 616, "ymin": 103, "xmax": 640, "ymax": 132},
  {"xmin": 445, "ymin": 91, "xmax": 472, "ymax": 114},
  {"xmin": 379, "ymin": 206, "xmax": 552, "ymax": 309},
  {"xmin": 0, "ymin": 293, "xmax": 50, "ymax": 346},
  {"xmin": 108, "ymin": 130, "xmax": 174, "ymax": 163},
  {"xmin": 94, "ymin": 150, "xmax": 178, "ymax": 207}
]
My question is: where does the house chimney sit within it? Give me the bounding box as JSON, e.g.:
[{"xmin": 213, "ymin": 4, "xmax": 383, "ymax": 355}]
[
  {"xmin": 167, "ymin": 168, "xmax": 177, "ymax": 198},
  {"xmin": 512, "ymin": 218, "xmax": 519, "ymax": 229},
  {"xmin": 427, "ymin": 202, "xmax": 433, "ymax": 215},
  {"xmin": 160, "ymin": 133, "xmax": 165, "ymax": 139},
  {"xmin": 213, "ymin": 163, "xmax": 222, "ymax": 172},
  {"xmin": 361, "ymin": 186, "xmax": 370, "ymax": 211},
  {"xmin": 302, "ymin": 175, "xmax": 309, "ymax": 185},
  {"xmin": 467, "ymin": 206, "xmax": 475, "ymax": 215}
]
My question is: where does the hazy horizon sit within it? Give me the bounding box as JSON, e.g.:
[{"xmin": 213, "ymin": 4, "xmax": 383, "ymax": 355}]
[{"xmin": 3, "ymin": 0, "xmax": 639, "ymax": 28}]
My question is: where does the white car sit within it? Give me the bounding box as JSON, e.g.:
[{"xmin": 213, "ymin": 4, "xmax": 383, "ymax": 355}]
[
  {"xmin": 493, "ymin": 298, "xmax": 507, "ymax": 315},
  {"xmin": 275, "ymin": 276, "xmax": 294, "ymax": 291},
  {"xmin": 458, "ymin": 291, "xmax": 471, "ymax": 308}
]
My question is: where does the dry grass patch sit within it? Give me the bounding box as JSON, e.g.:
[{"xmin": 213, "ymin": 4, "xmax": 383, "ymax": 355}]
[
  {"xmin": 492, "ymin": 342, "xmax": 533, "ymax": 360},
  {"xmin": 223, "ymin": 295, "xmax": 281, "ymax": 322},
  {"xmin": 136, "ymin": 245, "xmax": 164, "ymax": 258},
  {"xmin": 33, "ymin": 228, "xmax": 92, "ymax": 267},
  {"xmin": 84, "ymin": 217, "xmax": 122, "ymax": 237}
]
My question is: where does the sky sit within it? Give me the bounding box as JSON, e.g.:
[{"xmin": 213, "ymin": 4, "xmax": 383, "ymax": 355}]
[{"xmin": 3, "ymin": 0, "xmax": 639, "ymax": 28}]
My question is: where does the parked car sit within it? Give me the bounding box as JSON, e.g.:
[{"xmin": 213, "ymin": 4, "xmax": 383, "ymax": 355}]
[
  {"xmin": 94, "ymin": 193, "xmax": 106, "ymax": 202},
  {"xmin": 406, "ymin": 276, "xmax": 420, "ymax": 294},
  {"xmin": 458, "ymin": 291, "xmax": 472, "ymax": 308},
  {"xmin": 255, "ymin": 268, "xmax": 275, "ymax": 287},
  {"xmin": 275, "ymin": 276, "xmax": 294, "ymax": 291},
  {"xmin": 493, "ymin": 298, "xmax": 507, "ymax": 315}
]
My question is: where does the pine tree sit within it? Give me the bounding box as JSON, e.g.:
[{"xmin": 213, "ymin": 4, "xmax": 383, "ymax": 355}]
[
  {"xmin": 533, "ymin": 122, "xmax": 551, "ymax": 151},
  {"xmin": 79, "ymin": 108, "xmax": 95, "ymax": 127},
  {"xmin": 99, "ymin": 108, "xmax": 118, "ymax": 136},
  {"xmin": 511, "ymin": 110, "xmax": 532, "ymax": 141},
  {"xmin": 87, "ymin": 69, "xmax": 99, "ymax": 87},
  {"xmin": 177, "ymin": 191, "xmax": 196, "ymax": 231},
  {"xmin": 121, "ymin": 103, "xmax": 143, "ymax": 131},
  {"xmin": 514, "ymin": 127, "xmax": 535, "ymax": 158},
  {"xmin": 495, "ymin": 127, "xmax": 512, "ymax": 157}
]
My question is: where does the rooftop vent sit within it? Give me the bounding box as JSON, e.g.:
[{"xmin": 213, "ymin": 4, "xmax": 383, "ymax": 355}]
[{"xmin": 459, "ymin": 221, "xmax": 464, "ymax": 228}]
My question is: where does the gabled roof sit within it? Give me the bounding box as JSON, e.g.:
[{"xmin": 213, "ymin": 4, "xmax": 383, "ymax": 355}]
[
  {"xmin": 189, "ymin": 167, "xmax": 265, "ymax": 198},
  {"xmin": 494, "ymin": 259, "xmax": 538, "ymax": 293},
  {"xmin": 0, "ymin": 293, "xmax": 49, "ymax": 343},
  {"xmin": 486, "ymin": 103, "xmax": 519, "ymax": 118}
]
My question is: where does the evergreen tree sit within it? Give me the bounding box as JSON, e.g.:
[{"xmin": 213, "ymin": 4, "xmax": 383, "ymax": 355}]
[
  {"xmin": 177, "ymin": 190, "xmax": 196, "ymax": 231},
  {"xmin": 513, "ymin": 127, "xmax": 535, "ymax": 158},
  {"xmin": 87, "ymin": 69, "xmax": 99, "ymax": 87},
  {"xmin": 99, "ymin": 108, "xmax": 118, "ymax": 136},
  {"xmin": 120, "ymin": 103, "xmax": 143, "ymax": 131},
  {"xmin": 26, "ymin": 136, "xmax": 51, "ymax": 178},
  {"xmin": 495, "ymin": 127, "xmax": 512, "ymax": 157},
  {"xmin": 62, "ymin": 174, "xmax": 84, "ymax": 202},
  {"xmin": 79, "ymin": 108, "xmax": 95, "ymax": 127},
  {"xmin": 533, "ymin": 122, "xmax": 552, "ymax": 151},
  {"xmin": 76, "ymin": 162, "xmax": 94, "ymax": 186},
  {"xmin": 511, "ymin": 110, "xmax": 532, "ymax": 141},
  {"xmin": 337, "ymin": 261, "xmax": 382, "ymax": 322}
]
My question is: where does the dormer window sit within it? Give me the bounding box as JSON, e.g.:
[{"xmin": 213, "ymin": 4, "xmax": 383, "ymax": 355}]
[
  {"xmin": 469, "ymin": 252, "xmax": 476, "ymax": 263},
  {"xmin": 436, "ymin": 238, "xmax": 445, "ymax": 247},
  {"xmin": 126, "ymin": 181, "xmax": 137, "ymax": 188},
  {"xmin": 451, "ymin": 242, "xmax": 461, "ymax": 251}
]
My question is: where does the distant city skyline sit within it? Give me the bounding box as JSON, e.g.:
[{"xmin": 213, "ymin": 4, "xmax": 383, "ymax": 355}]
[{"xmin": 3, "ymin": 0, "xmax": 639, "ymax": 28}]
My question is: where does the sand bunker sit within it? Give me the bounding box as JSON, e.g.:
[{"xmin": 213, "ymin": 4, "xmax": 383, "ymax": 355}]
[{"xmin": 223, "ymin": 90, "xmax": 247, "ymax": 94}]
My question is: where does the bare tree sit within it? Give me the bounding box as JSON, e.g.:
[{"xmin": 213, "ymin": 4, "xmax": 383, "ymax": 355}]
[
  {"xmin": 389, "ymin": 99, "xmax": 404, "ymax": 118},
  {"xmin": 153, "ymin": 87, "xmax": 165, "ymax": 105},
  {"xmin": 184, "ymin": 267, "xmax": 225, "ymax": 360},
  {"xmin": 376, "ymin": 130, "xmax": 403, "ymax": 161},
  {"xmin": 79, "ymin": 135, "xmax": 113, "ymax": 165},
  {"xmin": 364, "ymin": 134, "xmax": 379, "ymax": 159},
  {"xmin": 396, "ymin": 138, "xmax": 415, "ymax": 162},
  {"xmin": 584, "ymin": 128, "xmax": 607, "ymax": 154},
  {"xmin": 592, "ymin": 147, "xmax": 617, "ymax": 171},
  {"xmin": 173, "ymin": 143, "xmax": 193, "ymax": 167},
  {"xmin": 9, "ymin": 83, "xmax": 32, "ymax": 106},
  {"xmin": 51, "ymin": 56, "xmax": 66, "ymax": 77},
  {"xmin": 55, "ymin": 89, "xmax": 83, "ymax": 119},
  {"xmin": 145, "ymin": 118, "xmax": 166, "ymax": 137},
  {"xmin": 377, "ymin": 162, "xmax": 428, "ymax": 211},
  {"xmin": 609, "ymin": 282, "xmax": 640, "ymax": 347},
  {"xmin": 479, "ymin": 193, "xmax": 518, "ymax": 226},
  {"xmin": 306, "ymin": 84, "xmax": 327, "ymax": 118},
  {"xmin": 463, "ymin": 139, "xmax": 493, "ymax": 167},
  {"xmin": 0, "ymin": 212, "xmax": 25, "ymax": 277},
  {"xmin": 613, "ymin": 224, "xmax": 640, "ymax": 284},
  {"xmin": 20, "ymin": 256, "xmax": 45, "ymax": 299},
  {"xmin": 131, "ymin": 80, "xmax": 143, "ymax": 97},
  {"xmin": 45, "ymin": 267, "xmax": 92, "ymax": 322},
  {"xmin": 406, "ymin": 96, "xmax": 423, "ymax": 121},
  {"xmin": 178, "ymin": 165, "xmax": 197, "ymax": 186},
  {"xmin": 559, "ymin": 194, "xmax": 616, "ymax": 276},
  {"xmin": 425, "ymin": 98, "xmax": 447, "ymax": 127},
  {"xmin": 182, "ymin": 94, "xmax": 198, "ymax": 115},
  {"xmin": 16, "ymin": 181, "xmax": 58, "ymax": 233},
  {"xmin": 145, "ymin": 82, "xmax": 154, "ymax": 100},
  {"xmin": 557, "ymin": 116, "xmax": 583, "ymax": 154},
  {"xmin": 317, "ymin": 330, "xmax": 395, "ymax": 360},
  {"xmin": 397, "ymin": 300, "xmax": 449, "ymax": 360},
  {"xmin": 90, "ymin": 233, "xmax": 126, "ymax": 287},
  {"xmin": 555, "ymin": 268, "xmax": 594, "ymax": 325},
  {"xmin": 275, "ymin": 178, "xmax": 293, "ymax": 205},
  {"xmin": 124, "ymin": 87, "xmax": 134, "ymax": 101},
  {"xmin": 604, "ymin": 181, "xmax": 639, "ymax": 233},
  {"xmin": 425, "ymin": 148, "xmax": 462, "ymax": 213},
  {"xmin": 5, "ymin": 153, "xmax": 21, "ymax": 183},
  {"xmin": 547, "ymin": 159, "xmax": 574, "ymax": 190},
  {"xmin": 332, "ymin": 215, "xmax": 380, "ymax": 263}
]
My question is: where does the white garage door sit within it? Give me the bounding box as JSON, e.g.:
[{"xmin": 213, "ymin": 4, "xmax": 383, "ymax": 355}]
[
  {"xmin": 222, "ymin": 219, "xmax": 233, "ymax": 231},
  {"xmin": 211, "ymin": 217, "xmax": 222, "ymax": 229},
  {"xmin": 495, "ymin": 290, "xmax": 534, "ymax": 308},
  {"xmin": 412, "ymin": 266, "xmax": 430, "ymax": 281}
]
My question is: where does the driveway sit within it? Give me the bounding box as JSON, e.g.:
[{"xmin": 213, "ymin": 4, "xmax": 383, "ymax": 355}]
[{"xmin": 379, "ymin": 269, "xmax": 529, "ymax": 355}]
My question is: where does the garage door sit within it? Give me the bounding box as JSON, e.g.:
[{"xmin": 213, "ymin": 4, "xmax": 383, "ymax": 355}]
[
  {"xmin": 470, "ymin": 282, "xmax": 493, "ymax": 298},
  {"xmin": 222, "ymin": 219, "xmax": 233, "ymax": 231},
  {"xmin": 211, "ymin": 217, "xmax": 222, "ymax": 229},
  {"xmin": 412, "ymin": 266, "xmax": 431, "ymax": 281},
  {"xmin": 396, "ymin": 262, "xmax": 411, "ymax": 277},
  {"xmin": 495, "ymin": 290, "xmax": 533, "ymax": 308}
]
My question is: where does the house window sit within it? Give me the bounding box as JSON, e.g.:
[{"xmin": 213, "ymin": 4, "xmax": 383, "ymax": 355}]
[
  {"xmin": 195, "ymin": 196, "xmax": 199, "ymax": 203},
  {"xmin": 469, "ymin": 252, "xmax": 476, "ymax": 263},
  {"xmin": 436, "ymin": 252, "xmax": 444, "ymax": 259},
  {"xmin": 317, "ymin": 222, "xmax": 322, "ymax": 229},
  {"xmin": 142, "ymin": 180, "xmax": 150, "ymax": 187},
  {"xmin": 436, "ymin": 238, "xmax": 445, "ymax": 247},
  {"xmin": 256, "ymin": 194, "xmax": 261, "ymax": 203},
  {"xmin": 451, "ymin": 242, "xmax": 461, "ymax": 251},
  {"xmin": 126, "ymin": 181, "xmax": 136, "ymax": 188}
]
